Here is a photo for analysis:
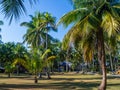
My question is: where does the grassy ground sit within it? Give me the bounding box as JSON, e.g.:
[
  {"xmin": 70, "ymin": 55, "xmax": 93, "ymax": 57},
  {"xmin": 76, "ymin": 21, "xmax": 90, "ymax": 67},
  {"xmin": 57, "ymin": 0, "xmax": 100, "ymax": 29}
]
[{"xmin": 0, "ymin": 72, "xmax": 120, "ymax": 90}]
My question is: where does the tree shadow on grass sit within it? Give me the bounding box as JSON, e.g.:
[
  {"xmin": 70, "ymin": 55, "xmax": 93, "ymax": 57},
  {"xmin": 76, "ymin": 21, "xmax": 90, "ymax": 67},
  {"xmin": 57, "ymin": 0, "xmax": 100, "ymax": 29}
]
[
  {"xmin": 0, "ymin": 74, "xmax": 119, "ymax": 90},
  {"xmin": 43, "ymin": 75, "xmax": 117, "ymax": 81},
  {"xmin": 0, "ymin": 81, "xmax": 119, "ymax": 90},
  {"xmin": 0, "ymin": 82, "xmax": 99, "ymax": 90}
]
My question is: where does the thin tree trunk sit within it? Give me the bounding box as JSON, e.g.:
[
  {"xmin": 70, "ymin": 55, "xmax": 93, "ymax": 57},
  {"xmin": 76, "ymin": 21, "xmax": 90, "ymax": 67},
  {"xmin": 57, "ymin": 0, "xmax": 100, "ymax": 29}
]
[
  {"xmin": 109, "ymin": 53, "xmax": 113, "ymax": 72},
  {"xmin": 8, "ymin": 73, "xmax": 10, "ymax": 78},
  {"xmin": 47, "ymin": 72, "xmax": 51, "ymax": 79},
  {"xmin": 97, "ymin": 29, "xmax": 107, "ymax": 90},
  {"xmin": 17, "ymin": 65, "xmax": 19, "ymax": 75},
  {"xmin": 66, "ymin": 58, "xmax": 68, "ymax": 72},
  {"xmin": 66, "ymin": 48, "xmax": 69, "ymax": 72},
  {"xmin": 46, "ymin": 67, "xmax": 51, "ymax": 79},
  {"xmin": 45, "ymin": 28, "xmax": 51, "ymax": 79},
  {"xmin": 34, "ymin": 72, "xmax": 38, "ymax": 83},
  {"xmin": 39, "ymin": 72, "xmax": 42, "ymax": 78}
]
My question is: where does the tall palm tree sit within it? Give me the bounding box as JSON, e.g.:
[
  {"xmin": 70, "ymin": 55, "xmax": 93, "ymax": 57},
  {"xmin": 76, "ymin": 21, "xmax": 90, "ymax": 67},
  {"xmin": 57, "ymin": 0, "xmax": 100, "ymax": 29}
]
[
  {"xmin": 21, "ymin": 12, "xmax": 57, "ymax": 49},
  {"xmin": 42, "ymin": 12, "xmax": 57, "ymax": 49},
  {"xmin": 0, "ymin": 0, "xmax": 38, "ymax": 23},
  {"xmin": 21, "ymin": 12, "xmax": 46, "ymax": 48},
  {"xmin": 21, "ymin": 12, "xmax": 57, "ymax": 79},
  {"xmin": 41, "ymin": 12, "xmax": 57, "ymax": 77},
  {"xmin": 58, "ymin": 0, "xmax": 120, "ymax": 90}
]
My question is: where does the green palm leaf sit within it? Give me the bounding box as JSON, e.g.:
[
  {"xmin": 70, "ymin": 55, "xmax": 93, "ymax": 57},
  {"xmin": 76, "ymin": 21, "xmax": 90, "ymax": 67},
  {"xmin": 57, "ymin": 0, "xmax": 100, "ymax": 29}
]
[
  {"xmin": 101, "ymin": 11, "xmax": 120, "ymax": 37},
  {"xmin": 0, "ymin": 0, "xmax": 38, "ymax": 23},
  {"xmin": 58, "ymin": 8, "xmax": 88, "ymax": 28}
]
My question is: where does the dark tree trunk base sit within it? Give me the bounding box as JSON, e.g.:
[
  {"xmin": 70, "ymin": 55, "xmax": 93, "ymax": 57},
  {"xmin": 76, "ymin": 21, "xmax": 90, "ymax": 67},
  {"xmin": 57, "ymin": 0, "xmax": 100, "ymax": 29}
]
[{"xmin": 34, "ymin": 76, "xmax": 38, "ymax": 83}]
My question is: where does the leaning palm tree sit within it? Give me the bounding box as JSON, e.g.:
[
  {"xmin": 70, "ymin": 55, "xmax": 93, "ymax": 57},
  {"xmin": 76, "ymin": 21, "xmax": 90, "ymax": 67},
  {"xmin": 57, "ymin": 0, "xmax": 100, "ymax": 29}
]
[
  {"xmin": 58, "ymin": 0, "xmax": 120, "ymax": 90},
  {"xmin": 0, "ymin": 0, "xmax": 38, "ymax": 23}
]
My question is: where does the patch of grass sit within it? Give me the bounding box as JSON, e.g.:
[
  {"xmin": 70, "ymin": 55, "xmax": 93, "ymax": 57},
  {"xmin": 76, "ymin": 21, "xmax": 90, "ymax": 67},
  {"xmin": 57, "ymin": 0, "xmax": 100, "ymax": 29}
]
[{"xmin": 0, "ymin": 72, "xmax": 120, "ymax": 90}]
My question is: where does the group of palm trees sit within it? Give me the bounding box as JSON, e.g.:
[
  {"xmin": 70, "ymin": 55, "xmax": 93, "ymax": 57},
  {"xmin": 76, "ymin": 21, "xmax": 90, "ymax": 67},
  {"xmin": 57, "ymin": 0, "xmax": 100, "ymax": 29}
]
[
  {"xmin": 58, "ymin": 0, "xmax": 120, "ymax": 90},
  {"xmin": 0, "ymin": 0, "xmax": 120, "ymax": 90}
]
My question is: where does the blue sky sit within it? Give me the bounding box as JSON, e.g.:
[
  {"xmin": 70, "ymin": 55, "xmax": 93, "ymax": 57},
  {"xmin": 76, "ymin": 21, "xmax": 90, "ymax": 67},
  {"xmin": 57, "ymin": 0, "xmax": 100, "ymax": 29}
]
[{"xmin": 0, "ymin": 0, "xmax": 72, "ymax": 43}]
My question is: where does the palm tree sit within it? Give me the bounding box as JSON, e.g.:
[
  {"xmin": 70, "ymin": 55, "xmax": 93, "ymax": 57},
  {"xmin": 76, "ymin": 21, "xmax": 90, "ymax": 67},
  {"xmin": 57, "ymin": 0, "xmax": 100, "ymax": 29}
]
[
  {"xmin": 27, "ymin": 48, "xmax": 56, "ymax": 83},
  {"xmin": 21, "ymin": 12, "xmax": 46, "ymax": 48},
  {"xmin": 42, "ymin": 12, "xmax": 57, "ymax": 49},
  {"xmin": 0, "ymin": 0, "xmax": 38, "ymax": 23},
  {"xmin": 21, "ymin": 12, "xmax": 57, "ymax": 79},
  {"xmin": 58, "ymin": 0, "xmax": 120, "ymax": 90},
  {"xmin": 13, "ymin": 43, "xmax": 28, "ymax": 75},
  {"xmin": 21, "ymin": 12, "xmax": 57, "ymax": 49},
  {"xmin": 41, "ymin": 12, "xmax": 57, "ymax": 77}
]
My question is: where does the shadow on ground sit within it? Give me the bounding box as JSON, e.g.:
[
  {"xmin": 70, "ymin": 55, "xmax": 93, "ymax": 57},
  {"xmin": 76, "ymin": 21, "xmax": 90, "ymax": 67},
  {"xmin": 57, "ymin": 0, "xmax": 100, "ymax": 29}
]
[
  {"xmin": 0, "ymin": 80, "xmax": 120, "ymax": 90},
  {"xmin": 0, "ymin": 74, "xmax": 120, "ymax": 90}
]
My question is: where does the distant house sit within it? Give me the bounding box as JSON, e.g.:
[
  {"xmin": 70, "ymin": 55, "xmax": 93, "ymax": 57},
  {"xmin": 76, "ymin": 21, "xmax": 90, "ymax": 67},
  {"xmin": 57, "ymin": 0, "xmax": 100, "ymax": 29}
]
[{"xmin": 59, "ymin": 61, "xmax": 72, "ymax": 71}]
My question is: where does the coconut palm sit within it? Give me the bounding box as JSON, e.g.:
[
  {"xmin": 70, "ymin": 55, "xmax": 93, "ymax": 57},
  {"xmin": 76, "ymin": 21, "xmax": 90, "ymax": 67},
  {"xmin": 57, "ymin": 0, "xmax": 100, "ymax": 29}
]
[
  {"xmin": 0, "ymin": 0, "xmax": 38, "ymax": 23},
  {"xmin": 58, "ymin": 0, "xmax": 120, "ymax": 90},
  {"xmin": 42, "ymin": 12, "xmax": 57, "ymax": 49},
  {"xmin": 13, "ymin": 43, "xmax": 28, "ymax": 75},
  {"xmin": 21, "ymin": 12, "xmax": 57, "ymax": 79},
  {"xmin": 21, "ymin": 12, "xmax": 57, "ymax": 49},
  {"xmin": 28, "ymin": 48, "xmax": 56, "ymax": 83}
]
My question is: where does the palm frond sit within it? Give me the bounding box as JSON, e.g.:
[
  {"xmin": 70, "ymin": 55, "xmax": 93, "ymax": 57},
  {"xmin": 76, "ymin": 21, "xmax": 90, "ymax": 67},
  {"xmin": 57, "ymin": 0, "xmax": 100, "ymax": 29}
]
[
  {"xmin": 0, "ymin": 0, "xmax": 39, "ymax": 23},
  {"xmin": 46, "ymin": 56, "xmax": 56, "ymax": 61},
  {"xmin": 41, "ymin": 49, "xmax": 51, "ymax": 59},
  {"xmin": 0, "ymin": 0, "xmax": 26, "ymax": 24},
  {"xmin": 58, "ymin": 8, "xmax": 88, "ymax": 28},
  {"xmin": 13, "ymin": 58, "xmax": 28, "ymax": 70},
  {"xmin": 81, "ymin": 33, "xmax": 95, "ymax": 62},
  {"xmin": 62, "ymin": 28, "xmax": 74, "ymax": 50},
  {"xmin": 112, "ymin": 3, "xmax": 120, "ymax": 8},
  {"xmin": 101, "ymin": 11, "xmax": 120, "ymax": 37}
]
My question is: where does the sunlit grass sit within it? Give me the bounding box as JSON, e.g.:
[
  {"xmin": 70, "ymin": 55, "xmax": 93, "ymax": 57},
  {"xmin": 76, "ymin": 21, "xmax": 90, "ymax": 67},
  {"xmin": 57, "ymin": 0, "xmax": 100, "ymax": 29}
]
[{"xmin": 0, "ymin": 72, "xmax": 120, "ymax": 90}]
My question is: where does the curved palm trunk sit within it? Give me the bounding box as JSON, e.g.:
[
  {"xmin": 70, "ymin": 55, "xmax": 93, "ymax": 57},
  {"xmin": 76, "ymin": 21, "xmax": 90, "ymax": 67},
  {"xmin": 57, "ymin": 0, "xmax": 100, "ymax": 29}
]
[{"xmin": 97, "ymin": 29, "xmax": 107, "ymax": 90}]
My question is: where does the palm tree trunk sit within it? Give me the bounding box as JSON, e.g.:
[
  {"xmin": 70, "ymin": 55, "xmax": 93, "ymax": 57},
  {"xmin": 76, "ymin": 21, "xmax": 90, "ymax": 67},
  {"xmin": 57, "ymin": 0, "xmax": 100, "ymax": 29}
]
[
  {"xmin": 45, "ymin": 29, "xmax": 51, "ymax": 79},
  {"xmin": 17, "ymin": 65, "xmax": 19, "ymax": 75},
  {"xmin": 47, "ymin": 72, "xmax": 51, "ymax": 79},
  {"xmin": 34, "ymin": 72, "xmax": 38, "ymax": 83},
  {"xmin": 97, "ymin": 29, "xmax": 107, "ymax": 90},
  {"xmin": 8, "ymin": 73, "xmax": 10, "ymax": 78},
  {"xmin": 39, "ymin": 72, "xmax": 42, "ymax": 78},
  {"xmin": 109, "ymin": 52, "xmax": 113, "ymax": 72}
]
